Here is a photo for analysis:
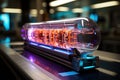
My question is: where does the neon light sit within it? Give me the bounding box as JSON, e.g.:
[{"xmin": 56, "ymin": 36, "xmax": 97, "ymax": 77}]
[
  {"xmin": 86, "ymin": 56, "xmax": 95, "ymax": 59},
  {"xmin": 30, "ymin": 42, "xmax": 38, "ymax": 46},
  {"xmin": 83, "ymin": 66, "xmax": 95, "ymax": 69},
  {"xmin": 39, "ymin": 45, "xmax": 52, "ymax": 50},
  {"xmin": 29, "ymin": 42, "xmax": 72, "ymax": 55},
  {"xmin": 50, "ymin": 0, "xmax": 76, "ymax": 7},
  {"xmin": 91, "ymin": 1, "xmax": 119, "ymax": 9},
  {"xmin": 54, "ymin": 49, "xmax": 71, "ymax": 55},
  {"xmin": 59, "ymin": 71, "xmax": 78, "ymax": 77}
]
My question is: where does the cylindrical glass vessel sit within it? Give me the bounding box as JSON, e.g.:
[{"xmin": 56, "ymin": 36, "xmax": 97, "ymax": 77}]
[{"xmin": 21, "ymin": 17, "xmax": 100, "ymax": 56}]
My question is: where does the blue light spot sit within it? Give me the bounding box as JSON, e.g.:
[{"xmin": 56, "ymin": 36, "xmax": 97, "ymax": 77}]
[
  {"xmin": 0, "ymin": 14, "xmax": 10, "ymax": 31},
  {"xmin": 59, "ymin": 71, "xmax": 79, "ymax": 77},
  {"xmin": 89, "ymin": 14, "xmax": 98, "ymax": 22},
  {"xmin": 79, "ymin": 60, "xmax": 83, "ymax": 67},
  {"xmin": 5, "ymin": 37, "xmax": 10, "ymax": 43},
  {"xmin": 4, "ymin": 37, "xmax": 11, "ymax": 47}
]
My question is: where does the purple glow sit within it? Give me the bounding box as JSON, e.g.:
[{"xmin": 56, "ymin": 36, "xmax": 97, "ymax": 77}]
[
  {"xmin": 28, "ymin": 28, "xmax": 35, "ymax": 41},
  {"xmin": 29, "ymin": 56, "xmax": 34, "ymax": 62},
  {"xmin": 29, "ymin": 42, "xmax": 72, "ymax": 55}
]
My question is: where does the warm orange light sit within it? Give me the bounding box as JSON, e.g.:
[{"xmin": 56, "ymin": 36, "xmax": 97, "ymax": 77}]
[{"xmin": 29, "ymin": 29, "xmax": 75, "ymax": 49}]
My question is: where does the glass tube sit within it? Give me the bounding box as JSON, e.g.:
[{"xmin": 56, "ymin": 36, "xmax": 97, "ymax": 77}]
[{"xmin": 21, "ymin": 17, "xmax": 100, "ymax": 55}]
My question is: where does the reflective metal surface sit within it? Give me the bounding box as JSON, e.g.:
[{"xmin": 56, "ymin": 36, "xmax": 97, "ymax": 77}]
[{"xmin": 0, "ymin": 41, "xmax": 120, "ymax": 80}]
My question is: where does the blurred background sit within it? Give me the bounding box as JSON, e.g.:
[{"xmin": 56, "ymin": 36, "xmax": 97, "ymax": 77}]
[{"xmin": 0, "ymin": 0, "xmax": 120, "ymax": 53}]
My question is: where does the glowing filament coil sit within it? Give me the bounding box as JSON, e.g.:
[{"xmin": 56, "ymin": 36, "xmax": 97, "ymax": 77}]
[{"xmin": 28, "ymin": 29, "xmax": 76, "ymax": 49}]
